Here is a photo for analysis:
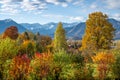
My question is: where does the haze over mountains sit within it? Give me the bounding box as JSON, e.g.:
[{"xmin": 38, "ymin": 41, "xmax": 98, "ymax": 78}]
[{"xmin": 0, "ymin": 19, "xmax": 120, "ymax": 40}]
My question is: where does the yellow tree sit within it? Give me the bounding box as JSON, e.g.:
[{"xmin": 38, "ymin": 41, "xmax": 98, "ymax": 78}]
[
  {"xmin": 81, "ymin": 12, "xmax": 115, "ymax": 51},
  {"xmin": 92, "ymin": 51, "xmax": 115, "ymax": 79},
  {"xmin": 54, "ymin": 22, "xmax": 67, "ymax": 51}
]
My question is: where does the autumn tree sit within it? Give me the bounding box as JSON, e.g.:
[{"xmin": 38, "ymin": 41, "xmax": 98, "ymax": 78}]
[
  {"xmin": 3, "ymin": 26, "xmax": 18, "ymax": 40},
  {"xmin": 9, "ymin": 54, "xmax": 31, "ymax": 80},
  {"xmin": 34, "ymin": 34, "xmax": 52, "ymax": 52},
  {"xmin": 20, "ymin": 31, "xmax": 35, "ymax": 41},
  {"xmin": 92, "ymin": 51, "xmax": 115, "ymax": 79},
  {"xmin": 81, "ymin": 12, "xmax": 115, "ymax": 51},
  {"xmin": 40, "ymin": 35, "xmax": 52, "ymax": 46},
  {"xmin": 54, "ymin": 22, "xmax": 67, "ymax": 51},
  {"xmin": 19, "ymin": 32, "xmax": 30, "ymax": 42},
  {"xmin": 23, "ymin": 31, "xmax": 30, "ymax": 40}
]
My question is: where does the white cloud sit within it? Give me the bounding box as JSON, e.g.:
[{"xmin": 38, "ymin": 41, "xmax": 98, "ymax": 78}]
[
  {"xmin": 42, "ymin": 14, "xmax": 84, "ymax": 22},
  {"xmin": 0, "ymin": 1, "xmax": 20, "ymax": 14},
  {"xmin": 104, "ymin": 0, "xmax": 120, "ymax": 9},
  {"xmin": 11, "ymin": 0, "xmax": 23, "ymax": 2},
  {"xmin": 69, "ymin": 16, "xmax": 84, "ymax": 21},
  {"xmin": 21, "ymin": 0, "xmax": 47, "ymax": 11},
  {"xmin": 61, "ymin": 2, "xmax": 68, "ymax": 7},
  {"xmin": 90, "ymin": 4, "xmax": 97, "ymax": 9},
  {"xmin": 42, "ymin": 14, "xmax": 64, "ymax": 19},
  {"xmin": 110, "ymin": 13, "xmax": 120, "ymax": 20},
  {"xmin": 114, "ymin": 14, "xmax": 120, "ymax": 18},
  {"xmin": 0, "ymin": 0, "xmax": 11, "ymax": 4},
  {"xmin": 0, "ymin": 0, "xmax": 73, "ymax": 14},
  {"xmin": 0, "ymin": 0, "xmax": 47, "ymax": 14},
  {"xmin": 45, "ymin": 0, "xmax": 59, "ymax": 5},
  {"xmin": 73, "ymin": 0, "xmax": 83, "ymax": 5},
  {"xmin": 1, "ymin": 0, "xmax": 119, "ymax": 17},
  {"xmin": 21, "ymin": 0, "xmax": 37, "ymax": 11},
  {"xmin": 45, "ymin": 0, "xmax": 69, "ymax": 7}
]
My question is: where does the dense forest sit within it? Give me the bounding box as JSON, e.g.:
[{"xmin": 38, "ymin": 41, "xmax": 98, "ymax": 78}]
[{"xmin": 0, "ymin": 12, "xmax": 120, "ymax": 80}]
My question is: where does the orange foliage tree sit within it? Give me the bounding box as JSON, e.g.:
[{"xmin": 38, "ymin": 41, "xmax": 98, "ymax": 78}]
[
  {"xmin": 9, "ymin": 54, "xmax": 31, "ymax": 80},
  {"xmin": 3, "ymin": 26, "xmax": 18, "ymax": 40},
  {"xmin": 92, "ymin": 51, "xmax": 115, "ymax": 79}
]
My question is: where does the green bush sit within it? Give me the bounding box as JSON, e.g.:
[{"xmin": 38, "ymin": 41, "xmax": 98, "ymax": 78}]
[
  {"xmin": 52, "ymin": 49, "xmax": 72, "ymax": 79},
  {"xmin": 60, "ymin": 64, "xmax": 76, "ymax": 80},
  {"xmin": 0, "ymin": 38, "xmax": 19, "ymax": 60},
  {"xmin": 53, "ymin": 49, "xmax": 72, "ymax": 65},
  {"xmin": 71, "ymin": 53, "xmax": 84, "ymax": 66},
  {"xmin": 0, "ymin": 38, "xmax": 19, "ymax": 79},
  {"xmin": 112, "ymin": 49, "xmax": 120, "ymax": 79}
]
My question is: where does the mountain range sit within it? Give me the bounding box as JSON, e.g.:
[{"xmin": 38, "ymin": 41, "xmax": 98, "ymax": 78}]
[
  {"xmin": 20, "ymin": 22, "xmax": 78, "ymax": 37},
  {"xmin": 0, "ymin": 18, "xmax": 120, "ymax": 40},
  {"xmin": 0, "ymin": 19, "xmax": 27, "ymax": 33}
]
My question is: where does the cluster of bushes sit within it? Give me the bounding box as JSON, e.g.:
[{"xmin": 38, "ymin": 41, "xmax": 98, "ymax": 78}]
[
  {"xmin": 0, "ymin": 37, "xmax": 120, "ymax": 80},
  {"xmin": 0, "ymin": 37, "xmax": 84, "ymax": 80},
  {"xmin": 0, "ymin": 26, "xmax": 85, "ymax": 80},
  {"xmin": 0, "ymin": 12, "xmax": 120, "ymax": 79}
]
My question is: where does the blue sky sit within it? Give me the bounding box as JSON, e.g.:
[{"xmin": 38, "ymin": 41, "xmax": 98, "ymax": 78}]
[{"xmin": 0, "ymin": 0, "xmax": 120, "ymax": 24}]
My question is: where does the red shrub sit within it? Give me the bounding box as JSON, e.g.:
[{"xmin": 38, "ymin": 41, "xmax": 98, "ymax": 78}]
[{"xmin": 9, "ymin": 54, "xmax": 31, "ymax": 80}]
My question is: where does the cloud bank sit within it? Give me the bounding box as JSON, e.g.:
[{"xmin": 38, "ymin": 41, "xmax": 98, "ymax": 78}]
[
  {"xmin": 0, "ymin": 0, "xmax": 119, "ymax": 13},
  {"xmin": 0, "ymin": 0, "xmax": 119, "ymax": 21}
]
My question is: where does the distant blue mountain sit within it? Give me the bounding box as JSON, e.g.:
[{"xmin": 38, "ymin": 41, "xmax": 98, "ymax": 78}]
[
  {"xmin": 20, "ymin": 23, "xmax": 43, "ymax": 30},
  {"xmin": 20, "ymin": 22, "xmax": 78, "ymax": 30},
  {"xmin": 0, "ymin": 19, "xmax": 27, "ymax": 33},
  {"xmin": 0, "ymin": 18, "xmax": 120, "ymax": 40},
  {"xmin": 20, "ymin": 22, "xmax": 78, "ymax": 37},
  {"xmin": 21, "ymin": 22, "xmax": 57, "ymax": 36},
  {"xmin": 108, "ymin": 19, "xmax": 120, "ymax": 39},
  {"xmin": 65, "ymin": 18, "xmax": 120, "ymax": 39},
  {"xmin": 66, "ymin": 22, "xmax": 85, "ymax": 39}
]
